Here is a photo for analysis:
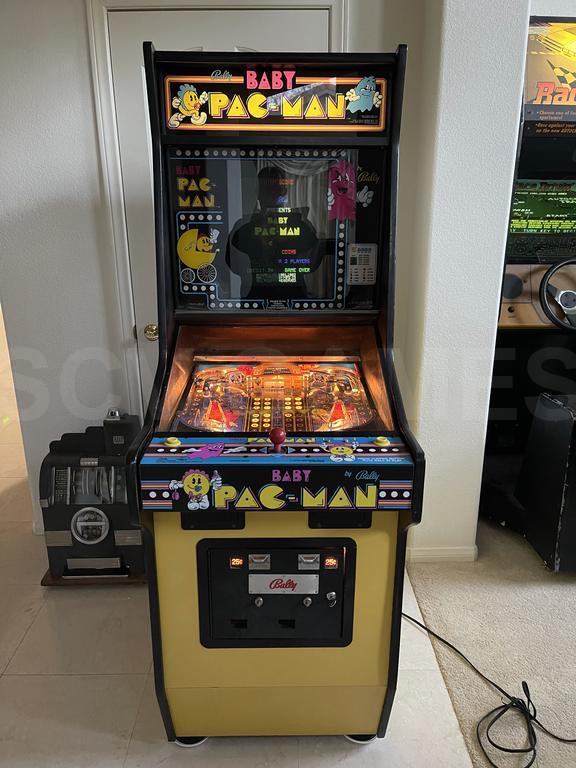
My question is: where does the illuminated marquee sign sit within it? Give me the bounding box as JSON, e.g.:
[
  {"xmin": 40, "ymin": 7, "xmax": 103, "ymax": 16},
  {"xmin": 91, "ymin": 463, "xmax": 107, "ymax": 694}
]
[
  {"xmin": 142, "ymin": 466, "xmax": 413, "ymax": 512},
  {"xmin": 164, "ymin": 68, "xmax": 387, "ymax": 131},
  {"xmin": 525, "ymin": 19, "xmax": 576, "ymax": 134}
]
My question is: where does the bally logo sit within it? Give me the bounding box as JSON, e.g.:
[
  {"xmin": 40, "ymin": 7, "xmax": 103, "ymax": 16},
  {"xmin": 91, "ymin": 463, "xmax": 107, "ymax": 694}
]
[{"xmin": 269, "ymin": 578, "xmax": 297, "ymax": 592}]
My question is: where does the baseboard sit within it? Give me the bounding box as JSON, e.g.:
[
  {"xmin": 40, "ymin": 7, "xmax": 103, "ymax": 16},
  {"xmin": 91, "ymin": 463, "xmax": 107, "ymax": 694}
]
[{"xmin": 406, "ymin": 545, "xmax": 478, "ymax": 563}]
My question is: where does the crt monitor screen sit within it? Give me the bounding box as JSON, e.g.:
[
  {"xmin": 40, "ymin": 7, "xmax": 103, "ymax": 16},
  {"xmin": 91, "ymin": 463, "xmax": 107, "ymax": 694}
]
[
  {"xmin": 168, "ymin": 147, "xmax": 386, "ymax": 312},
  {"xmin": 506, "ymin": 179, "xmax": 576, "ymax": 260},
  {"xmin": 509, "ymin": 180, "xmax": 576, "ymax": 236}
]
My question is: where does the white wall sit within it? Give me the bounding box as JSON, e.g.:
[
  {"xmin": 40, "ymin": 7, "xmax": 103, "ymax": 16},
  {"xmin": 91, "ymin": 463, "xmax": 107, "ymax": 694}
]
[
  {"xmin": 0, "ymin": 0, "xmax": 129, "ymax": 530},
  {"xmin": 351, "ymin": 0, "xmax": 532, "ymax": 560},
  {"xmin": 397, "ymin": 0, "xmax": 531, "ymax": 560},
  {"xmin": 532, "ymin": 1, "xmax": 575, "ymax": 16}
]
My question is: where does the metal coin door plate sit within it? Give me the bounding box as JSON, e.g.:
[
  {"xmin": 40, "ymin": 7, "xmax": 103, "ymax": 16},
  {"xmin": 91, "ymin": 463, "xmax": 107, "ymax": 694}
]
[{"xmin": 249, "ymin": 573, "xmax": 319, "ymax": 595}]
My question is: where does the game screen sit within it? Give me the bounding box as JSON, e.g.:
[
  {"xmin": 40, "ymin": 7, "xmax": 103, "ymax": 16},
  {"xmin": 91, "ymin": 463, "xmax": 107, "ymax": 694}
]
[
  {"xmin": 169, "ymin": 147, "xmax": 385, "ymax": 312},
  {"xmin": 506, "ymin": 179, "xmax": 576, "ymax": 260},
  {"xmin": 509, "ymin": 180, "xmax": 576, "ymax": 235},
  {"xmin": 170, "ymin": 357, "xmax": 380, "ymax": 434}
]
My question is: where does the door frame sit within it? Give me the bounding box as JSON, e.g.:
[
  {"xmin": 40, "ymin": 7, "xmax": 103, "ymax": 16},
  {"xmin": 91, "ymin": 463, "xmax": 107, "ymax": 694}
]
[{"xmin": 86, "ymin": 0, "xmax": 349, "ymax": 418}]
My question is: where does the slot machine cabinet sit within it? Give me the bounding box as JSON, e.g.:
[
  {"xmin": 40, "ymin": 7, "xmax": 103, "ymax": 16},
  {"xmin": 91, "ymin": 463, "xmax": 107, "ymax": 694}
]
[
  {"xmin": 39, "ymin": 414, "xmax": 144, "ymax": 584},
  {"xmin": 130, "ymin": 45, "xmax": 424, "ymax": 743}
]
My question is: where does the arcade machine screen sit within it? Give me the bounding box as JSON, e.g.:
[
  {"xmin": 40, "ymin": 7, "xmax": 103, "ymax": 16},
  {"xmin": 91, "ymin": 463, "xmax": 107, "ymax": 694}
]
[
  {"xmin": 507, "ymin": 179, "xmax": 576, "ymax": 260},
  {"xmin": 171, "ymin": 149, "xmax": 384, "ymax": 312}
]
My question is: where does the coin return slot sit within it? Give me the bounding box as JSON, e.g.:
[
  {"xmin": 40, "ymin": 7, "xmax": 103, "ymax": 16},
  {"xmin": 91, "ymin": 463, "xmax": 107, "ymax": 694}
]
[
  {"xmin": 298, "ymin": 553, "xmax": 320, "ymax": 570},
  {"xmin": 249, "ymin": 554, "xmax": 271, "ymax": 570},
  {"xmin": 278, "ymin": 619, "xmax": 296, "ymax": 629},
  {"xmin": 231, "ymin": 619, "xmax": 247, "ymax": 629}
]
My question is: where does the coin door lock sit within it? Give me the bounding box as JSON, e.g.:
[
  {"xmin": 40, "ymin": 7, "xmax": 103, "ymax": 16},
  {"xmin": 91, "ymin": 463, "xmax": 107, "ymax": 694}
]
[{"xmin": 326, "ymin": 591, "xmax": 337, "ymax": 607}]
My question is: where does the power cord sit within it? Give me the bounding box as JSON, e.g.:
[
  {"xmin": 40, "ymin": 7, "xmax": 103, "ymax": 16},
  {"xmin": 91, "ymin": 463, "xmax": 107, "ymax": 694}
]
[{"xmin": 402, "ymin": 612, "xmax": 576, "ymax": 768}]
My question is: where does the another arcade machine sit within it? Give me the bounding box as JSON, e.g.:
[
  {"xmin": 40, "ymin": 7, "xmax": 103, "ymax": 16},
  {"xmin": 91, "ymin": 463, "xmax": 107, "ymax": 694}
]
[
  {"xmin": 130, "ymin": 45, "xmax": 424, "ymax": 744},
  {"xmin": 482, "ymin": 17, "xmax": 576, "ymax": 542}
]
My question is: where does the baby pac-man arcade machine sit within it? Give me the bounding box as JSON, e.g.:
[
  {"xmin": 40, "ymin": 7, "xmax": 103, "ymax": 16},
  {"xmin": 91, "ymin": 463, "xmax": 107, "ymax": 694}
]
[{"xmin": 131, "ymin": 43, "xmax": 424, "ymax": 745}]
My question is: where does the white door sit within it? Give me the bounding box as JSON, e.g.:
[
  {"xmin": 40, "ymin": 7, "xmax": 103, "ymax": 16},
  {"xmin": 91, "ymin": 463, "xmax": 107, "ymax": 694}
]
[{"xmin": 107, "ymin": 7, "xmax": 335, "ymax": 411}]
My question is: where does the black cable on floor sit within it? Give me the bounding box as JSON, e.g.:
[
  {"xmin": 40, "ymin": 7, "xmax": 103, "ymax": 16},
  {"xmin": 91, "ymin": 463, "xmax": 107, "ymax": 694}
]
[{"xmin": 402, "ymin": 612, "xmax": 576, "ymax": 768}]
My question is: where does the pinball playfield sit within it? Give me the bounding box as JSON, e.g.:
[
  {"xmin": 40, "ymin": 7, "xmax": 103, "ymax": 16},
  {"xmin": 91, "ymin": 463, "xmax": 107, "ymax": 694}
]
[{"xmin": 172, "ymin": 357, "xmax": 377, "ymax": 433}]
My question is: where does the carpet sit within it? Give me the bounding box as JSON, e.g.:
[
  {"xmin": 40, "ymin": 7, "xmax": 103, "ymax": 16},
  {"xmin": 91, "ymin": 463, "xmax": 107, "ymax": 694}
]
[{"xmin": 408, "ymin": 519, "xmax": 576, "ymax": 767}]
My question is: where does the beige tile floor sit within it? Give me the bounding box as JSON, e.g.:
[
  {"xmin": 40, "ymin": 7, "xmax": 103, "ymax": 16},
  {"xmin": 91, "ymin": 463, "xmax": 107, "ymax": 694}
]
[
  {"xmin": 0, "ymin": 306, "xmax": 472, "ymax": 766},
  {"xmin": 0, "ymin": 521, "xmax": 473, "ymax": 768}
]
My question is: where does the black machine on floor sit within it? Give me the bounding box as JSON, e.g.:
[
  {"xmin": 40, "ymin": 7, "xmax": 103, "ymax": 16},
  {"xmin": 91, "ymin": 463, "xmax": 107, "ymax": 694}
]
[
  {"xmin": 517, "ymin": 393, "xmax": 576, "ymax": 572},
  {"xmin": 39, "ymin": 409, "xmax": 144, "ymax": 584},
  {"xmin": 481, "ymin": 16, "xmax": 576, "ymax": 570}
]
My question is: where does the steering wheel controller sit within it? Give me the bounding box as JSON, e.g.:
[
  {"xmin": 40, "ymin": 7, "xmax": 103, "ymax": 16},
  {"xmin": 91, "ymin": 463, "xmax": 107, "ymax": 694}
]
[{"xmin": 539, "ymin": 258, "xmax": 576, "ymax": 331}]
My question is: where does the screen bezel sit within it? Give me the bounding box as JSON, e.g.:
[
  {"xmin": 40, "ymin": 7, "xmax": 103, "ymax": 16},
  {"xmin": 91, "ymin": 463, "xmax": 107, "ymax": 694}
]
[{"xmin": 166, "ymin": 144, "xmax": 390, "ymax": 316}]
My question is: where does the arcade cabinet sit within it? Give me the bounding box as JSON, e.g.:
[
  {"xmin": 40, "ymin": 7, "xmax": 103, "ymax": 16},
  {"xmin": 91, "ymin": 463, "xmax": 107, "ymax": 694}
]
[
  {"xmin": 482, "ymin": 17, "xmax": 576, "ymax": 543},
  {"xmin": 130, "ymin": 44, "xmax": 424, "ymax": 744}
]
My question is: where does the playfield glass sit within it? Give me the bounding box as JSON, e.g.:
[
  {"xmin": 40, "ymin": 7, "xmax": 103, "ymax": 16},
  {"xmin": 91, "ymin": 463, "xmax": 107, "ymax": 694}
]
[{"xmin": 171, "ymin": 357, "xmax": 379, "ymax": 433}]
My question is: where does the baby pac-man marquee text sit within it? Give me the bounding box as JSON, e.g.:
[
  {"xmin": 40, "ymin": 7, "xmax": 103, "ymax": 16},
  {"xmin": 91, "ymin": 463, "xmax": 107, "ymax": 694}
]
[{"xmin": 165, "ymin": 67, "xmax": 386, "ymax": 131}]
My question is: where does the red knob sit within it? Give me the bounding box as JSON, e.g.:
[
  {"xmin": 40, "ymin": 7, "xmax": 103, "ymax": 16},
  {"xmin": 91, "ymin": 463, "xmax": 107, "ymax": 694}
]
[{"xmin": 269, "ymin": 427, "xmax": 286, "ymax": 453}]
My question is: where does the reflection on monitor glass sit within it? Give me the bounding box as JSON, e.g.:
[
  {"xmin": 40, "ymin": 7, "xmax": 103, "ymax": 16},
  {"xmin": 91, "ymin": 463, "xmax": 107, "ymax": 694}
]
[{"xmin": 170, "ymin": 148, "xmax": 384, "ymax": 311}]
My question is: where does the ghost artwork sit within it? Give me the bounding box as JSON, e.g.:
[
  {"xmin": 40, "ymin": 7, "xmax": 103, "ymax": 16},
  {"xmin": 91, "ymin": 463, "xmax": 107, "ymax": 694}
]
[
  {"xmin": 327, "ymin": 159, "xmax": 357, "ymax": 222},
  {"xmin": 345, "ymin": 76, "xmax": 382, "ymax": 114}
]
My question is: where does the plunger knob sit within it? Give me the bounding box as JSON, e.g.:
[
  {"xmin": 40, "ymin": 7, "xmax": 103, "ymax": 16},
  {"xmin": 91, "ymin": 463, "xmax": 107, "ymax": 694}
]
[{"xmin": 269, "ymin": 427, "xmax": 286, "ymax": 454}]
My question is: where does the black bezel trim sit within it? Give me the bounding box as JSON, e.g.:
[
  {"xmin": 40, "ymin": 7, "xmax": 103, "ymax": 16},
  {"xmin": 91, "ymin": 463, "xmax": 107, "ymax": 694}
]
[
  {"xmin": 141, "ymin": 525, "xmax": 176, "ymax": 741},
  {"xmin": 308, "ymin": 510, "xmax": 373, "ymax": 529},
  {"xmin": 377, "ymin": 524, "xmax": 407, "ymax": 737},
  {"xmin": 181, "ymin": 508, "xmax": 246, "ymax": 530}
]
